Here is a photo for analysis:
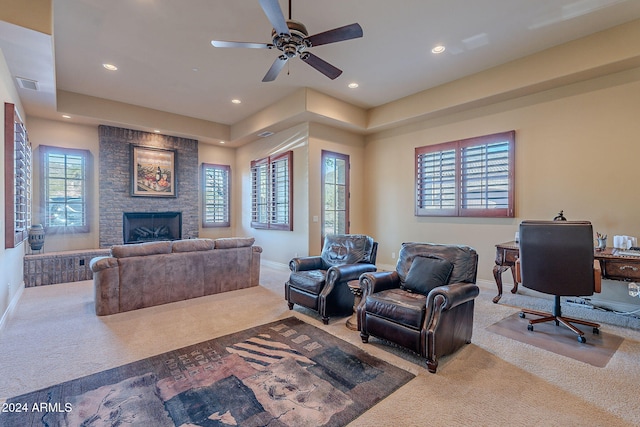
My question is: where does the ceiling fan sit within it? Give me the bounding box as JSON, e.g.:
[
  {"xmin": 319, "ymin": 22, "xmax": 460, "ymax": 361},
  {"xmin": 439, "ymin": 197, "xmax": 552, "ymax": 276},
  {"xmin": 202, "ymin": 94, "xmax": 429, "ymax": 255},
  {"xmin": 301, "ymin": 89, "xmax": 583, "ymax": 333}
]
[{"xmin": 211, "ymin": 0, "xmax": 363, "ymax": 82}]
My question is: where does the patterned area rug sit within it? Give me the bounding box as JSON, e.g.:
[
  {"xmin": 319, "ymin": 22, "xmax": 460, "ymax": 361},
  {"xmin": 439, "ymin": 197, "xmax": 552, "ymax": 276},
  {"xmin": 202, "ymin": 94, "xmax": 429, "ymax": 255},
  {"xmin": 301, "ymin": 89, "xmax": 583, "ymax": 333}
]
[{"xmin": 0, "ymin": 317, "xmax": 414, "ymax": 426}]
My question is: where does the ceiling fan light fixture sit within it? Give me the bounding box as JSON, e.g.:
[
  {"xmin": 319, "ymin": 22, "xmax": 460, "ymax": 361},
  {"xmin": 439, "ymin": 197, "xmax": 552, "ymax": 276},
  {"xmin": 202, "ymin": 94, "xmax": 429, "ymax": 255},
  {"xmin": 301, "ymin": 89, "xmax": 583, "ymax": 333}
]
[{"xmin": 210, "ymin": 0, "xmax": 362, "ymax": 82}]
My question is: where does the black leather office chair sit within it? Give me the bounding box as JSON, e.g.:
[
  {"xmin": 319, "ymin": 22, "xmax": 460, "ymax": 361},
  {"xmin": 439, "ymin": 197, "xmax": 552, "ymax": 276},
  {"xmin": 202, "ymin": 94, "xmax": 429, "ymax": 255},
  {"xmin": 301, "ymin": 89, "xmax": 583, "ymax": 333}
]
[{"xmin": 516, "ymin": 221, "xmax": 601, "ymax": 343}]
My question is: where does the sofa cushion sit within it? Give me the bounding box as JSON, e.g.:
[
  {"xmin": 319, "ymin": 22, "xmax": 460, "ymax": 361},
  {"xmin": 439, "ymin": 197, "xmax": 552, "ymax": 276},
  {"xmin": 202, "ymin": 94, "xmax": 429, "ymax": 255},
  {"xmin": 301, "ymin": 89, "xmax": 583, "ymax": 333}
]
[
  {"xmin": 214, "ymin": 237, "xmax": 255, "ymax": 249},
  {"xmin": 111, "ymin": 241, "xmax": 172, "ymax": 258},
  {"xmin": 288, "ymin": 270, "xmax": 327, "ymax": 295},
  {"xmin": 365, "ymin": 288, "xmax": 426, "ymax": 330},
  {"xmin": 402, "ymin": 256, "xmax": 454, "ymax": 296},
  {"xmin": 171, "ymin": 238, "xmax": 214, "ymax": 253}
]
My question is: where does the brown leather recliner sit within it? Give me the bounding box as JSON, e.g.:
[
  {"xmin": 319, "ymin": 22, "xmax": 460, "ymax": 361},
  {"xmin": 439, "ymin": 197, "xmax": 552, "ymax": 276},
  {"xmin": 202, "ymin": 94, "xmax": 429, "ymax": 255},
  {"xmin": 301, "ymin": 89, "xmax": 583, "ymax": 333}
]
[
  {"xmin": 285, "ymin": 234, "xmax": 378, "ymax": 324},
  {"xmin": 357, "ymin": 242, "xmax": 479, "ymax": 373}
]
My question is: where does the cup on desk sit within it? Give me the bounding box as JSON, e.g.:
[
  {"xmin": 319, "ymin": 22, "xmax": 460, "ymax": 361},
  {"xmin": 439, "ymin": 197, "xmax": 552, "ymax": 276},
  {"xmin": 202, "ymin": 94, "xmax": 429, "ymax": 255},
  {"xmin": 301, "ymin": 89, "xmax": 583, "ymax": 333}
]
[
  {"xmin": 596, "ymin": 237, "xmax": 607, "ymax": 250},
  {"xmin": 614, "ymin": 235, "xmax": 637, "ymax": 249}
]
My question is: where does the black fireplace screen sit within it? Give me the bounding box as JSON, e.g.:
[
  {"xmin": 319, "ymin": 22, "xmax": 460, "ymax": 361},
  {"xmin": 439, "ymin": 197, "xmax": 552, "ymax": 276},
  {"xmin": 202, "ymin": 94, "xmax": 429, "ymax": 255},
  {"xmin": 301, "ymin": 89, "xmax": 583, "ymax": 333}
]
[{"xmin": 123, "ymin": 212, "xmax": 182, "ymax": 244}]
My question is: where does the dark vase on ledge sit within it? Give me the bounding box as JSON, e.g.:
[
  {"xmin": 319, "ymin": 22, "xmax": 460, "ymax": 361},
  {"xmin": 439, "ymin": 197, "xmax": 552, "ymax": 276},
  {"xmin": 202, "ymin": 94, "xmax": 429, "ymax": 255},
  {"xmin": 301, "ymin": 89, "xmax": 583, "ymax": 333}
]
[{"xmin": 28, "ymin": 224, "xmax": 45, "ymax": 251}]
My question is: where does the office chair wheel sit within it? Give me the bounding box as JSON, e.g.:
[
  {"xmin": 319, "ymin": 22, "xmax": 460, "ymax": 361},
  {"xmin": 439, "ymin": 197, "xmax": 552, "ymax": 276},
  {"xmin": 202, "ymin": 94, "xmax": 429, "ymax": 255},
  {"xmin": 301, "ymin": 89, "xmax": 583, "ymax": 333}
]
[
  {"xmin": 519, "ymin": 312, "xmax": 526, "ymax": 319},
  {"xmin": 578, "ymin": 335, "xmax": 587, "ymax": 344},
  {"xmin": 527, "ymin": 324, "xmax": 534, "ymax": 331},
  {"xmin": 593, "ymin": 327, "xmax": 600, "ymax": 334}
]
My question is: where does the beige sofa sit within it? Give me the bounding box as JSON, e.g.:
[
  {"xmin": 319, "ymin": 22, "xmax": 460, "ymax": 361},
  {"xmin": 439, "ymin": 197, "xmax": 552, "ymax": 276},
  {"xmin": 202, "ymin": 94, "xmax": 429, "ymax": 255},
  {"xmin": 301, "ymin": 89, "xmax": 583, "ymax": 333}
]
[{"xmin": 91, "ymin": 237, "xmax": 261, "ymax": 316}]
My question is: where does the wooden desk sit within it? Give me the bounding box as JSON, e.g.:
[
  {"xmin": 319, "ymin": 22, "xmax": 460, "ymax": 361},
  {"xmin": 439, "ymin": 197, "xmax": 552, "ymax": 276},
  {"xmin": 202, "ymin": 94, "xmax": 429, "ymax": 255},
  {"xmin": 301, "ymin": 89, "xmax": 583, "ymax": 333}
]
[{"xmin": 492, "ymin": 241, "xmax": 640, "ymax": 303}]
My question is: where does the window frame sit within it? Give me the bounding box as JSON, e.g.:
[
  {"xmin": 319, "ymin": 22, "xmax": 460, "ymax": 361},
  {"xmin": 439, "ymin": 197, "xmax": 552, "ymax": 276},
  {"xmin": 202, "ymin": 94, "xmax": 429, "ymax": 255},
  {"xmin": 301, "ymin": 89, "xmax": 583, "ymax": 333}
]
[
  {"xmin": 251, "ymin": 151, "xmax": 293, "ymax": 231},
  {"xmin": 201, "ymin": 163, "xmax": 231, "ymax": 228},
  {"xmin": 40, "ymin": 145, "xmax": 91, "ymax": 233},
  {"xmin": 415, "ymin": 131, "xmax": 515, "ymax": 218},
  {"xmin": 321, "ymin": 150, "xmax": 350, "ymax": 241},
  {"xmin": 4, "ymin": 103, "xmax": 32, "ymax": 248}
]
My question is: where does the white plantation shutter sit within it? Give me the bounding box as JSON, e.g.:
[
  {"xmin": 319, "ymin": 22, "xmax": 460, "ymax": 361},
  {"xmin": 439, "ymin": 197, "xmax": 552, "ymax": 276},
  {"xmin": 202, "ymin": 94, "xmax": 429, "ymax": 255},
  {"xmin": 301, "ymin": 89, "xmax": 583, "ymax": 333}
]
[
  {"xmin": 251, "ymin": 151, "xmax": 293, "ymax": 230},
  {"xmin": 202, "ymin": 164, "xmax": 230, "ymax": 227}
]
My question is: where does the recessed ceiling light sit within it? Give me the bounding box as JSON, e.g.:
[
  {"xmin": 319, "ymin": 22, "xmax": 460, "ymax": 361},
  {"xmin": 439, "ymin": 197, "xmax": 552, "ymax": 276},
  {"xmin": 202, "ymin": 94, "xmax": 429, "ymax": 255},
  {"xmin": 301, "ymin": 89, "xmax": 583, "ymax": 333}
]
[
  {"xmin": 348, "ymin": 82, "xmax": 359, "ymax": 89},
  {"xmin": 154, "ymin": 130, "xmax": 161, "ymax": 133},
  {"xmin": 103, "ymin": 63, "xmax": 118, "ymax": 71},
  {"xmin": 431, "ymin": 45, "xmax": 446, "ymax": 54},
  {"xmin": 62, "ymin": 114, "xmax": 71, "ymax": 119},
  {"xmin": 219, "ymin": 141, "xmax": 225, "ymax": 144},
  {"xmin": 231, "ymin": 99, "xmax": 241, "ymax": 104}
]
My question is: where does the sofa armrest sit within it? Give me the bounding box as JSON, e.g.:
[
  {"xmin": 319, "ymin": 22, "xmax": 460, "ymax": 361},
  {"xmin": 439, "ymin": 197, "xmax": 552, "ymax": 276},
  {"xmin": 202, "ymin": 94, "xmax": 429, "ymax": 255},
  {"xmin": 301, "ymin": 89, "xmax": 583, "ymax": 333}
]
[
  {"xmin": 289, "ymin": 256, "xmax": 324, "ymax": 272},
  {"xmin": 426, "ymin": 282, "xmax": 480, "ymax": 312},
  {"xmin": 90, "ymin": 256, "xmax": 118, "ymax": 272},
  {"xmin": 91, "ymin": 256, "xmax": 120, "ymax": 316}
]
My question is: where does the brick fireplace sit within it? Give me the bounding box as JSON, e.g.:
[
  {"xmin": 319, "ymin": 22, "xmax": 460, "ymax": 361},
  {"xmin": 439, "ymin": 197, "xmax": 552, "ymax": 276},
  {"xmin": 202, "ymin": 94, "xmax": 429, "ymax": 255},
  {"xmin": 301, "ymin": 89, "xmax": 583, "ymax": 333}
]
[{"xmin": 98, "ymin": 126, "xmax": 199, "ymax": 248}]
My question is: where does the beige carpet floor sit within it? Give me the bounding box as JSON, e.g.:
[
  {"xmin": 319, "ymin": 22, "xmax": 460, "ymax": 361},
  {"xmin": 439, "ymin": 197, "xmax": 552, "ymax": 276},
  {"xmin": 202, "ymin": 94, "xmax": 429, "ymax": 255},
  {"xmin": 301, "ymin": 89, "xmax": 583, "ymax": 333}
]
[{"xmin": 1, "ymin": 264, "xmax": 639, "ymax": 426}]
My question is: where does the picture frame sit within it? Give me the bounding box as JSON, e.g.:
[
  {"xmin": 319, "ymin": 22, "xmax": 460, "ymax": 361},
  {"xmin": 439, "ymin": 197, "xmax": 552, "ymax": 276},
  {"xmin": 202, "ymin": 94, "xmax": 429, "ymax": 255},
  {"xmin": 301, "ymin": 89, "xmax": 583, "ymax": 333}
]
[{"xmin": 131, "ymin": 145, "xmax": 177, "ymax": 197}]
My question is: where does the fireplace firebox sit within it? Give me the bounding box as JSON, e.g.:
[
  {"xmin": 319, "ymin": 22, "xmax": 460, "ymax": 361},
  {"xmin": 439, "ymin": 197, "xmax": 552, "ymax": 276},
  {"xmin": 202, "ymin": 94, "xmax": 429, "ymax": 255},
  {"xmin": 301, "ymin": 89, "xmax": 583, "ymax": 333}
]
[{"xmin": 123, "ymin": 212, "xmax": 182, "ymax": 244}]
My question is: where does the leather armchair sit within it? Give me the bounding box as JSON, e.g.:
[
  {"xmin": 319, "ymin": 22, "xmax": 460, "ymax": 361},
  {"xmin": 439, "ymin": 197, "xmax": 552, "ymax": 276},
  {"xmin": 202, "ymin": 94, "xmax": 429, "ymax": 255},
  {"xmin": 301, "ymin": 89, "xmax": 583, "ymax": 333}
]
[
  {"xmin": 357, "ymin": 242, "xmax": 479, "ymax": 373},
  {"xmin": 285, "ymin": 234, "xmax": 378, "ymax": 324}
]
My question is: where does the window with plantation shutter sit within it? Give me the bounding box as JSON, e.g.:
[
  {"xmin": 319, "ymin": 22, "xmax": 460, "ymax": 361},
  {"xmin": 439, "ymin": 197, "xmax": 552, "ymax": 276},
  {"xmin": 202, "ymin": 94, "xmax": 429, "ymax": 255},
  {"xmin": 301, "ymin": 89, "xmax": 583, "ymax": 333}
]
[
  {"xmin": 251, "ymin": 151, "xmax": 293, "ymax": 230},
  {"xmin": 4, "ymin": 103, "xmax": 32, "ymax": 248},
  {"xmin": 202, "ymin": 163, "xmax": 230, "ymax": 227},
  {"xmin": 415, "ymin": 131, "xmax": 515, "ymax": 217},
  {"xmin": 40, "ymin": 145, "xmax": 91, "ymax": 232}
]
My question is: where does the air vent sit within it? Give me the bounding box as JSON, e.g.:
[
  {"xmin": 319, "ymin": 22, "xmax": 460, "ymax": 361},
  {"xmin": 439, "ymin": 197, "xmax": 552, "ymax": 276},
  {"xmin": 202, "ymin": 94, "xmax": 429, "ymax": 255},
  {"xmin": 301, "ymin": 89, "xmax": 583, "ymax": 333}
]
[
  {"xmin": 16, "ymin": 77, "xmax": 39, "ymax": 91},
  {"xmin": 257, "ymin": 131, "xmax": 274, "ymax": 138}
]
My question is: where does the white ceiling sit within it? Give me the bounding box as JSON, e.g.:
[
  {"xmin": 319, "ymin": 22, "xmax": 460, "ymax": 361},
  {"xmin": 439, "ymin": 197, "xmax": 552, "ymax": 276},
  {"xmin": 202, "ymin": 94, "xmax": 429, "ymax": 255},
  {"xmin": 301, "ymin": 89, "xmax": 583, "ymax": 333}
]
[{"xmin": 3, "ymin": 0, "xmax": 640, "ymax": 137}]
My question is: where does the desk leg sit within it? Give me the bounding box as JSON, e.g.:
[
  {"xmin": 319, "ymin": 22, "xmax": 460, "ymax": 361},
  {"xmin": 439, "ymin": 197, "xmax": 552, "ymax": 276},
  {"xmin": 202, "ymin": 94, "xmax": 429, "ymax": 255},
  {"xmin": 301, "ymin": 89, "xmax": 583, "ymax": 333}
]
[
  {"xmin": 510, "ymin": 267, "xmax": 519, "ymax": 295},
  {"xmin": 492, "ymin": 265, "xmax": 506, "ymax": 303},
  {"xmin": 493, "ymin": 265, "xmax": 519, "ymax": 303}
]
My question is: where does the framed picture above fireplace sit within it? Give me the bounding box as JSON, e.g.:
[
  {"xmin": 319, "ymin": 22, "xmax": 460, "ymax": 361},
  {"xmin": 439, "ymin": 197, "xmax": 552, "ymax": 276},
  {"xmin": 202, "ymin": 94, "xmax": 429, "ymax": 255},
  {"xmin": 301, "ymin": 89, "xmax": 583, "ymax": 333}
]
[{"xmin": 131, "ymin": 145, "xmax": 177, "ymax": 197}]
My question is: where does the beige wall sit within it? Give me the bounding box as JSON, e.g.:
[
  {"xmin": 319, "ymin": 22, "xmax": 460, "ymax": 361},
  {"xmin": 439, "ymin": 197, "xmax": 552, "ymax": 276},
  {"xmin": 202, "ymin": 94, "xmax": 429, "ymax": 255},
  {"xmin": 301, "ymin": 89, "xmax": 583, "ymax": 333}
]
[
  {"xmin": 236, "ymin": 123, "xmax": 310, "ymax": 265},
  {"xmin": 364, "ymin": 67, "xmax": 640, "ymax": 307},
  {"xmin": 307, "ymin": 123, "xmax": 366, "ymax": 255},
  {"xmin": 198, "ymin": 142, "xmax": 236, "ymax": 239},
  {"xmin": 0, "ymin": 47, "xmax": 27, "ymax": 322},
  {"xmin": 27, "ymin": 117, "xmax": 99, "ymax": 252}
]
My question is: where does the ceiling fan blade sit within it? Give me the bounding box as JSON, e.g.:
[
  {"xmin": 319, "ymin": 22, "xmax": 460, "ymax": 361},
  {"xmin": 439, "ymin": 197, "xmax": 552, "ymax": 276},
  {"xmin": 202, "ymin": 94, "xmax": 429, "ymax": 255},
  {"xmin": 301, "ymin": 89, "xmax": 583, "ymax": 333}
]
[
  {"xmin": 259, "ymin": 0, "xmax": 290, "ymax": 35},
  {"xmin": 262, "ymin": 56, "xmax": 288, "ymax": 82},
  {"xmin": 211, "ymin": 40, "xmax": 272, "ymax": 49},
  {"xmin": 300, "ymin": 52, "xmax": 342, "ymax": 80},
  {"xmin": 307, "ymin": 23, "xmax": 363, "ymax": 47}
]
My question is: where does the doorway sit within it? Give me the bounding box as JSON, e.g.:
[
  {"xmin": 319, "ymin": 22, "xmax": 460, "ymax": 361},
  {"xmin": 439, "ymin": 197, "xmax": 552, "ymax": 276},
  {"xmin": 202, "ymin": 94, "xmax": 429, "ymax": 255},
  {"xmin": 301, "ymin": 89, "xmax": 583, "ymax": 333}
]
[{"xmin": 321, "ymin": 150, "xmax": 350, "ymax": 246}]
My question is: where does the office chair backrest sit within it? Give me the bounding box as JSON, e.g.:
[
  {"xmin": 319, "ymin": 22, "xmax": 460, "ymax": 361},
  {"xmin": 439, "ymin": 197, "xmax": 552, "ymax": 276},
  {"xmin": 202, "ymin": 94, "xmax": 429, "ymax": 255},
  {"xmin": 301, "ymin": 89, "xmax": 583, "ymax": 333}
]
[{"xmin": 519, "ymin": 221, "xmax": 595, "ymax": 297}]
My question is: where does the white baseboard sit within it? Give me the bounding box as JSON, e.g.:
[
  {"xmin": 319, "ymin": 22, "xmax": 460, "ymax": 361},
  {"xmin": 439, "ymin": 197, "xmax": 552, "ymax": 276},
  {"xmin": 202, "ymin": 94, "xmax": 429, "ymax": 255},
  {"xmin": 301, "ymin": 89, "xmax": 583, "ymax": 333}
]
[
  {"xmin": 0, "ymin": 283, "xmax": 24, "ymax": 333},
  {"xmin": 261, "ymin": 259, "xmax": 289, "ymax": 271}
]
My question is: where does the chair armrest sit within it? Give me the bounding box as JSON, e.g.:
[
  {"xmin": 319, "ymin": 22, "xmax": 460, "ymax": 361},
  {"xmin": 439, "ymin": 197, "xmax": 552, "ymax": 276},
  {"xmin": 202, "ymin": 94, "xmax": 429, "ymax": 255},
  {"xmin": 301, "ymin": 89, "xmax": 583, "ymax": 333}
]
[
  {"xmin": 327, "ymin": 263, "xmax": 377, "ymax": 285},
  {"xmin": 515, "ymin": 258, "xmax": 522, "ymax": 283},
  {"xmin": 427, "ymin": 282, "xmax": 480, "ymax": 312},
  {"xmin": 594, "ymin": 260, "xmax": 602, "ymax": 293},
  {"xmin": 359, "ymin": 271, "xmax": 400, "ymax": 299},
  {"xmin": 289, "ymin": 256, "xmax": 324, "ymax": 272}
]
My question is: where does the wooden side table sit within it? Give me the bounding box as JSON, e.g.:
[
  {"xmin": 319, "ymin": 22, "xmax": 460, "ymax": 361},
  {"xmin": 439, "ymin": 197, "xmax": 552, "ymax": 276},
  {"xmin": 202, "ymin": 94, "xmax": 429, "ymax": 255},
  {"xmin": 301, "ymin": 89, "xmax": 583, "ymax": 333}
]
[{"xmin": 346, "ymin": 279, "xmax": 363, "ymax": 330}]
